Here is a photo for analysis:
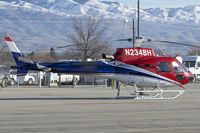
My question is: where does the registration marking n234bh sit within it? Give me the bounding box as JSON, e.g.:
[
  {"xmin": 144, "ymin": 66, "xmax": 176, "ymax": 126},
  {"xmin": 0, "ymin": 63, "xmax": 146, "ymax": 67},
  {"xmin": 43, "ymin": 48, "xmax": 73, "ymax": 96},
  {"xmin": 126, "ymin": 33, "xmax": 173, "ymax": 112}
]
[{"xmin": 125, "ymin": 49, "xmax": 154, "ymax": 56}]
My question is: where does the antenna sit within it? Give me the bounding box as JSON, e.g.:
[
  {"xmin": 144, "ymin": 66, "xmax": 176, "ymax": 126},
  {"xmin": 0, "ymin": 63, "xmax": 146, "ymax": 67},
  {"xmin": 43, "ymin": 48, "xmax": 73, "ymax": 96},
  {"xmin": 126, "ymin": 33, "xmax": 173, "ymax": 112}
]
[
  {"xmin": 132, "ymin": 18, "xmax": 135, "ymax": 47},
  {"xmin": 137, "ymin": 0, "xmax": 140, "ymax": 37}
]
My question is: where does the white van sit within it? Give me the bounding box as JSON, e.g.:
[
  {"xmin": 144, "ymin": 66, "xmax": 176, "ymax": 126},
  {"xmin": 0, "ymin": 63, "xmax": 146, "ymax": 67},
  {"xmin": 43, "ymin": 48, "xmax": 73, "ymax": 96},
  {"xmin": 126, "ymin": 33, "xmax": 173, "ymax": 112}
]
[{"xmin": 182, "ymin": 56, "xmax": 200, "ymax": 82}]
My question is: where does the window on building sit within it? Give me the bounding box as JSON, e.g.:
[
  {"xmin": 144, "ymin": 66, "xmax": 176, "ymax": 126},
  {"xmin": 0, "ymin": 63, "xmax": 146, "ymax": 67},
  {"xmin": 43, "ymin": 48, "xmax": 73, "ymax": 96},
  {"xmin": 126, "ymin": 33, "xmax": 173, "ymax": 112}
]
[
  {"xmin": 190, "ymin": 61, "xmax": 196, "ymax": 68},
  {"xmin": 183, "ymin": 61, "xmax": 196, "ymax": 68},
  {"xmin": 197, "ymin": 62, "xmax": 200, "ymax": 68}
]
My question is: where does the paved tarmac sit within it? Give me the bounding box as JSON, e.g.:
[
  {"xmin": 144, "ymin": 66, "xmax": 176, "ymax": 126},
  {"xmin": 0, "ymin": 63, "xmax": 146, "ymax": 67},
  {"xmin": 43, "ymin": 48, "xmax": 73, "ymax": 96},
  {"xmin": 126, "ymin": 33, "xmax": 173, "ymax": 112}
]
[{"xmin": 0, "ymin": 83, "xmax": 200, "ymax": 133}]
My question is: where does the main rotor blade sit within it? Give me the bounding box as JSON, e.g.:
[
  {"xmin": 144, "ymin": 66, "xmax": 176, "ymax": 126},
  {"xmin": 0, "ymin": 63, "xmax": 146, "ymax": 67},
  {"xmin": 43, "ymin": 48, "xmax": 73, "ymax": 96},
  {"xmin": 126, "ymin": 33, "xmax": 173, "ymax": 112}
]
[
  {"xmin": 56, "ymin": 45, "xmax": 76, "ymax": 49},
  {"xmin": 116, "ymin": 36, "xmax": 200, "ymax": 49},
  {"xmin": 116, "ymin": 38, "xmax": 132, "ymax": 42},
  {"xmin": 154, "ymin": 40, "xmax": 200, "ymax": 49}
]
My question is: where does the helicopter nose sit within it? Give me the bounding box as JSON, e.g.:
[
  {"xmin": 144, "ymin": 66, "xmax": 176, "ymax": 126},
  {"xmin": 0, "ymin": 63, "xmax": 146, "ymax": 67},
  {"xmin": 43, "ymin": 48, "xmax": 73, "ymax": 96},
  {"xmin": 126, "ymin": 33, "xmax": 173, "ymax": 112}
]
[{"xmin": 188, "ymin": 75, "xmax": 194, "ymax": 83}]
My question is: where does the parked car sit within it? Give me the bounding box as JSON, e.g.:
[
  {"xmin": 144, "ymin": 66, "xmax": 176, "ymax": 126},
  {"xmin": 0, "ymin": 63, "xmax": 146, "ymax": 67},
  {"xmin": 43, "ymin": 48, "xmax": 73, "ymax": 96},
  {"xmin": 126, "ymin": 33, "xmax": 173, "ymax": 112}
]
[
  {"xmin": 0, "ymin": 67, "xmax": 36, "ymax": 87},
  {"xmin": 10, "ymin": 74, "xmax": 35, "ymax": 85}
]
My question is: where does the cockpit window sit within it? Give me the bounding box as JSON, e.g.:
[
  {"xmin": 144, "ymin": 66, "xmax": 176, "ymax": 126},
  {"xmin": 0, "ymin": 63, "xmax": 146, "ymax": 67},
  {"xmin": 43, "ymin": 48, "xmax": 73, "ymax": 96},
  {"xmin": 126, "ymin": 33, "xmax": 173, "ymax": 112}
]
[
  {"xmin": 179, "ymin": 62, "xmax": 189, "ymax": 72},
  {"xmin": 158, "ymin": 62, "xmax": 171, "ymax": 72},
  {"xmin": 172, "ymin": 61, "xmax": 182, "ymax": 73}
]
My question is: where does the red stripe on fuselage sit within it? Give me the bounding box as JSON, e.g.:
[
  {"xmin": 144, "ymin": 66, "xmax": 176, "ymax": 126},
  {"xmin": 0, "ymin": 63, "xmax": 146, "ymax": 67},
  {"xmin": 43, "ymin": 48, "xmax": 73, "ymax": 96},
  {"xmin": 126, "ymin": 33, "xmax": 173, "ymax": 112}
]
[{"xmin": 4, "ymin": 37, "xmax": 13, "ymax": 42}]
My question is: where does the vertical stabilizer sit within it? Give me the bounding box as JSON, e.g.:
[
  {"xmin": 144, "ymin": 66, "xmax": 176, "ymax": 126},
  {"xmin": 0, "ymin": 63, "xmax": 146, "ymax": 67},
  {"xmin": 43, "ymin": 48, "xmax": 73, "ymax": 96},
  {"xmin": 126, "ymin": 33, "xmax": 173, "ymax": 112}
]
[{"xmin": 4, "ymin": 36, "xmax": 24, "ymax": 66}]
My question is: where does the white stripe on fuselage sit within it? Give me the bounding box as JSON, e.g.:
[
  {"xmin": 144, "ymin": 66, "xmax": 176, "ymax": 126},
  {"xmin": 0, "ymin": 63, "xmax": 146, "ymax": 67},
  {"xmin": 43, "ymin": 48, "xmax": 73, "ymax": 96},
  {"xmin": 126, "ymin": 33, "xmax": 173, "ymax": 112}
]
[
  {"xmin": 106, "ymin": 74, "xmax": 178, "ymax": 88},
  {"xmin": 106, "ymin": 61, "xmax": 181, "ymax": 86},
  {"xmin": 76, "ymin": 73, "xmax": 178, "ymax": 88}
]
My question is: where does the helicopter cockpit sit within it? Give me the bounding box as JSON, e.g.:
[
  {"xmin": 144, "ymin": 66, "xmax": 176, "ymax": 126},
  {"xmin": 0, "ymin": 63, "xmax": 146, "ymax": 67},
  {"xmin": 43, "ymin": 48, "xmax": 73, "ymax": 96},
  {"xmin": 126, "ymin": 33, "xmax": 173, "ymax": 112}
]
[{"xmin": 173, "ymin": 60, "xmax": 193, "ymax": 82}]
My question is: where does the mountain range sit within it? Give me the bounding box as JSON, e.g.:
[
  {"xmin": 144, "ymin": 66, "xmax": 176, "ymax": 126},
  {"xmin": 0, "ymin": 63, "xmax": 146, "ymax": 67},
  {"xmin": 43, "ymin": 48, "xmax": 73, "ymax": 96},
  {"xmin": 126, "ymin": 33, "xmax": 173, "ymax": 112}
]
[{"xmin": 0, "ymin": 0, "xmax": 200, "ymax": 54}]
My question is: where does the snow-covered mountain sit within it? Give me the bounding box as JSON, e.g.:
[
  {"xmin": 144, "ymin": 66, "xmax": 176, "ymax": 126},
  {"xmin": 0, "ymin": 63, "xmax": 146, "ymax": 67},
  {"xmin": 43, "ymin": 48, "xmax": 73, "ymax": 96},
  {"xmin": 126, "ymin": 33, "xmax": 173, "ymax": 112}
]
[
  {"xmin": 145, "ymin": 6, "xmax": 200, "ymax": 24},
  {"xmin": 0, "ymin": 0, "xmax": 200, "ymax": 54},
  {"xmin": 2, "ymin": 0, "xmax": 200, "ymax": 24},
  {"xmin": 28, "ymin": 0, "xmax": 200, "ymax": 24}
]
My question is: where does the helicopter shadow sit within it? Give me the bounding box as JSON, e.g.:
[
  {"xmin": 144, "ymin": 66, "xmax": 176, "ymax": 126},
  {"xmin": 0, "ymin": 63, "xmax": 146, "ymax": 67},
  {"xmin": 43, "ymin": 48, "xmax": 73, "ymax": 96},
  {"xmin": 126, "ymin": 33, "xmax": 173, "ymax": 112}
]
[{"xmin": 0, "ymin": 96, "xmax": 135, "ymax": 101}]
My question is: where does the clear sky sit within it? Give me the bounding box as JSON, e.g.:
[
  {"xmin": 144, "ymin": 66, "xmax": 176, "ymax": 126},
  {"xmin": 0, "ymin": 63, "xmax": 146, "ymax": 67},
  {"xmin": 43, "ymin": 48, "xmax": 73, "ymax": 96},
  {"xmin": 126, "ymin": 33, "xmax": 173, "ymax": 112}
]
[{"xmin": 114, "ymin": 0, "xmax": 200, "ymax": 8}]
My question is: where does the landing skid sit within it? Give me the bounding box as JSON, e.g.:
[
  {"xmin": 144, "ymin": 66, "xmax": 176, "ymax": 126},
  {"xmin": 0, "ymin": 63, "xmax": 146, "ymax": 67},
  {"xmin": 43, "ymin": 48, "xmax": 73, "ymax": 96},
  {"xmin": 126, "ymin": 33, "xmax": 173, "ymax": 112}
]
[
  {"xmin": 133, "ymin": 84, "xmax": 184, "ymax": 100},
  {"xmin": 114, "ymin": 82, "xmax": 184, "ymax": 100}
]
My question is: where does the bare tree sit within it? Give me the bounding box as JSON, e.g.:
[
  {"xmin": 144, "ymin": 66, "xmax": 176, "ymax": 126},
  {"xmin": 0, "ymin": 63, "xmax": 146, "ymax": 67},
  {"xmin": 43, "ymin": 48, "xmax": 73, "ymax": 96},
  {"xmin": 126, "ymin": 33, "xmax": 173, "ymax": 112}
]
[
  {"xmin": 26, "ymin": 52, "xmax": 57, "ymax": 62},
  {"xmin": 68, "ymin": 17, "xmax": 110, "ymax": 61},
  {"xmin": 0, "ymin": 46, "xmax": 15, "ymax": 65}
]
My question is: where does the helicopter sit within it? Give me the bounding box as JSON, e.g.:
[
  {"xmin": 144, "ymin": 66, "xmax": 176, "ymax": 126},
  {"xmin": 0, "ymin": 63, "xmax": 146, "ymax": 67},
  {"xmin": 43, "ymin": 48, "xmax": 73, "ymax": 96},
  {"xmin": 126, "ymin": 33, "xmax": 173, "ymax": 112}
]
[
  {"xmin": 4, "ymin": 35, "xmax": 195, "ymax": 100},
  {"xmin": 3, "ymin": 0, "xmax": 199, "ymax": 99},
  {"xmin": 112, "ymin": 36, "xmax": 200, "ymax": 85}
]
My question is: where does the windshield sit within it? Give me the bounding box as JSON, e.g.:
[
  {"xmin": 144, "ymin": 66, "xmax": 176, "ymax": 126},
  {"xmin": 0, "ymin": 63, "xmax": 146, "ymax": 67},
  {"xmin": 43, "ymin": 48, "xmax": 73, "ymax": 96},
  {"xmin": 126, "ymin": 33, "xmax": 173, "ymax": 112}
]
[
  {"xmin": 172, "ymin": 61, "xmax": 182, "ymax": 73},
  {"xmin": 179, "ymin": 62, "xmax": 190, "ymax": 73}
]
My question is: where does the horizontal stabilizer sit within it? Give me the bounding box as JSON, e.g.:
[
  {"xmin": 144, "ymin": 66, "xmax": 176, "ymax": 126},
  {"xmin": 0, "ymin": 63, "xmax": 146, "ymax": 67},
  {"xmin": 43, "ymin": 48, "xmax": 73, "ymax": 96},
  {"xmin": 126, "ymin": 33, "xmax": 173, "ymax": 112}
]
[
  {"xmin": 18, "ymin": 57, "xmax": 34, "ymax": 64},
  {"xmin": 37, "ymin": 63, "xmax": 51, "ymax": 72}
]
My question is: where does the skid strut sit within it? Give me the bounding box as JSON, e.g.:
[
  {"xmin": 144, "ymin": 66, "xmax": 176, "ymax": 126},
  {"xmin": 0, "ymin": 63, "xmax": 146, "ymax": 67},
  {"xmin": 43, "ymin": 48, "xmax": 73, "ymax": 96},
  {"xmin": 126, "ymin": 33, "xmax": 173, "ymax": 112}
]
[{"xmin": 133, "ymin": 83, "xmax": 184, "ymax": 100}]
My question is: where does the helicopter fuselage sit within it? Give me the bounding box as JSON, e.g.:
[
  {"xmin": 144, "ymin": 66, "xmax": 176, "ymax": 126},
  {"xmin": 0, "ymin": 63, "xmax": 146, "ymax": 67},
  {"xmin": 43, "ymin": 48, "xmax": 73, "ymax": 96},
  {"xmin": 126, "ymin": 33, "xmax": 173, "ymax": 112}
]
[{"xmin": 114, "ymin": 48, "xmax": 194, "ymax": 85}]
